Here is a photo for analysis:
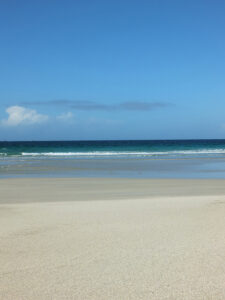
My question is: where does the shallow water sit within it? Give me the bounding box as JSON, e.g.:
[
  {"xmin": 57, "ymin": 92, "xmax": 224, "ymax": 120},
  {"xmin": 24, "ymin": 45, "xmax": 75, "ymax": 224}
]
[
  {"xmin": 1, "ymin": 156, "xmax": 225, "ymax": 179},
  {"xmin": 1, "ymin": 140, "xmax": 225, "ymax": 178}
]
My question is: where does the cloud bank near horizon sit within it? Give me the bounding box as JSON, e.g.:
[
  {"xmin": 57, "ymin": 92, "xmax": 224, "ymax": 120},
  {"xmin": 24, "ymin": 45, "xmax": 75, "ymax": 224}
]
[
  {"xmin": 0, "ymin": 100, "xmax": 171, "ymax": 128},
  {"xmin": 20, "ymin": 100, "xmax": 173, "ymax": 111}
]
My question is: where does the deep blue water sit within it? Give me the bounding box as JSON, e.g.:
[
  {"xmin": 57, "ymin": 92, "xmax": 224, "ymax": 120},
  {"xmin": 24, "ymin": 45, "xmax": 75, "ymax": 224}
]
[
  {"xmin": 1, "ymin": 139, "xmax": 225, "ymax": 159},
  {"xmin": 1, "ymin": 140, "xmax": 225, "ymax": 178}
]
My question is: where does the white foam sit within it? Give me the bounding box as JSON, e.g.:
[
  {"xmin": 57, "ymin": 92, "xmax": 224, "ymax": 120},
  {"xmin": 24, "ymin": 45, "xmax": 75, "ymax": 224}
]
[
  {"xmin": 22, "ymin": 151, "xmax": 154, "ymax": 156},
  {"xmin": 20, "ymin": 149, "xmax": 225, "ymax": 157}
]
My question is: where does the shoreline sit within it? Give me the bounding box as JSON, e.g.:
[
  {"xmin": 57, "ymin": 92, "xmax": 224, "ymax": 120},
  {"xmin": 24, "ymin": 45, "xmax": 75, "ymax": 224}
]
[{"xmin": 2, "ymin": 156, "xmax": 225, "ymax": 180}]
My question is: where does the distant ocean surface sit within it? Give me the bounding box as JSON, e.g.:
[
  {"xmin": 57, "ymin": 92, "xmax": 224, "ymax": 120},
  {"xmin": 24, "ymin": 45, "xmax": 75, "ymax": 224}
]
[
  {"xmin": 2, "ymin": 139, "xmax": 225, "ymax": 158},
  {"xmin": 1, "ymin": 140, "xmax": 225, "ymax": 178}
]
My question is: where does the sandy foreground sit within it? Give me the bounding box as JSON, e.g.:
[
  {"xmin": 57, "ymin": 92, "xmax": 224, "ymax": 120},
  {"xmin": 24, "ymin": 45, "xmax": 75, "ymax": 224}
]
[{"xmin": 0, "ymin": 178, "xmax": 225, "ymax": 300}]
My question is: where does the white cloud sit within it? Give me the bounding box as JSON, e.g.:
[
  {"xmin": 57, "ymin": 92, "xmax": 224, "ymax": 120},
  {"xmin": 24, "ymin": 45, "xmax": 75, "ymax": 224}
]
[
  {"xmin": 1, "ymin": 106, "xmax": 48, "ymax": 126},
  {"xmin": 57, "ymin": 112, "xmax": 74, "ymax": 121}
]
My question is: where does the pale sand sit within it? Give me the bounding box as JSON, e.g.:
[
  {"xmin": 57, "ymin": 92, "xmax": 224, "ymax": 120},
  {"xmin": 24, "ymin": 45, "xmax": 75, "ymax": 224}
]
[{"xmin": 1, "ymin": 178, "xmax": 225, "ymax": 299}]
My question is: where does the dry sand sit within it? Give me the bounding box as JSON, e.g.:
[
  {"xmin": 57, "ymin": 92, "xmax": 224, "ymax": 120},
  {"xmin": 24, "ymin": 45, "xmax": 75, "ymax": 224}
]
[{"xmin": 1, "ymin": 178, "xmax": 225, "ymax": 299}]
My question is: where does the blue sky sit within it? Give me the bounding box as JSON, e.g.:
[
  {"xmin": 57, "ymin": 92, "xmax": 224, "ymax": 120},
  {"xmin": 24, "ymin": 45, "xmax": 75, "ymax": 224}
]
[{"xmin": 1, "ymin": 0, "xmax": 225, "ymax": 140}]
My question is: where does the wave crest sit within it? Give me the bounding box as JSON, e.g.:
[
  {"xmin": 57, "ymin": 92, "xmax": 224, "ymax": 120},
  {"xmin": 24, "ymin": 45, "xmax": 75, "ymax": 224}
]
[{"xmin": 19, "ymin": 149, "xmax": 225, "ymax": 157}]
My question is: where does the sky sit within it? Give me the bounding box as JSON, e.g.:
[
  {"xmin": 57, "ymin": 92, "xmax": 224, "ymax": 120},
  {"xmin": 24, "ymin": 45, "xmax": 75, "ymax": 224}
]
[{"xmin": 1, "ymin": 0, "xmax": 225, "ymax": 140}]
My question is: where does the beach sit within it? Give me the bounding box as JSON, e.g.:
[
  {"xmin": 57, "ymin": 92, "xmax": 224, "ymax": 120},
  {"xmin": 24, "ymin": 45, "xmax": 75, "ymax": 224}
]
[
  {"xmin": 2, "ymin": 0, "xmax": 225, "ymax": 297},
  {"xmin": 1, "ymin": 178, "xmax": 225, "ymax": 299}
]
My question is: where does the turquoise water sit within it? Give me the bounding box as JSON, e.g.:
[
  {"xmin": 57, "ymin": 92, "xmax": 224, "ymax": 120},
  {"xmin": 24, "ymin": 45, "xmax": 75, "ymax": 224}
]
[
  {"xmin": 1, "ymin": 140, "xmax": 225, "ymax": 158},
  {"xmin": 1, "ymin": 140, "xmax": 225, "ymax": 178}
]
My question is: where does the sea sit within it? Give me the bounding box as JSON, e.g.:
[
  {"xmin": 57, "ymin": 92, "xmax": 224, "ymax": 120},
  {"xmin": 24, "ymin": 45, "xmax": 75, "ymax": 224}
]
[{"xmin": 1, "ymin": 139, "xmax": 225, "ymax": 179}]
